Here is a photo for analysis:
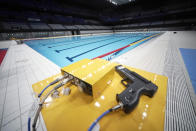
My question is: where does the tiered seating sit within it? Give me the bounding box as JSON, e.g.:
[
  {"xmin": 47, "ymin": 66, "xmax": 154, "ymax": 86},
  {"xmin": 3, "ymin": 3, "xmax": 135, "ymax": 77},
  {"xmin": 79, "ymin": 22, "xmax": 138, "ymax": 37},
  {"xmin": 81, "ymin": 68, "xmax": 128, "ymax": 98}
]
[
  {"xmin": 183, "ymin": 18, "xmax": 196, "ymax": 23},
  {"xmin": 151, "ymin": 21, "xmax": 164, "ymax": 26},
  {"xmin": 41, "ymin": 13, "xmax": 56, "ymax": 23},
  {"xmin": 0, "ymin": 22, "xmax": 11, "ymax": 30},
  {"xmin": 80, "ymin": 30, "xmax": 112, "ymax": 35},
  {"xmin": 30, "ymin": 23, "xmax": 50, "ymax": 30},
  {"xmin": 130, "ymin": 23, "xmax": 139, "ymax": 27},
  {"xmin": 99, "ymin": 26, "xmax": 111, "ymax": 30},
  {"xmin": 64, "ymin": 25, "xmax": 77, "ymax": 30},
  {"xmin": 139, "ymin": 22, "xmax": 150, "ymax": 26},
  {"xmin": 8, "ymin": 22, "xmax": 30, "ymax": 30},
  {"xmin": 55, "ymin": 15, "xmax": 73, "ymax": 23},
  {"xmin": 23, "ymin": 11, "xmax": 40, "ymax": 20},
  {"xmin": 0, "ymin": 22, "xmax": 29, "ymax": 30},
  {"xmin": 114, "ymin": 22, "xmax": 152, "ymax": 29},
  {"xmin": 141, "ymin": 10, "xmax": 159, "ymax": 16},
  {"xmin": 0, "ymin": 21, "xmax": 113, "ymax": 31},
  {"xmin": 121, "ymin": 25, "xmax": 129, "ymax": 28},
  {"xmin": 84, "ymin": 25, "xmax": 94, "ymax": 29},
  {"xmin": 48, "ymin": 24, "xmax": 65, "ymax": 30},
  {"xmin": 77, "ymin": 25, "xmax": 86, "ymax": 29},
  {"xmin": 165, "ymin": 20, "xmax": 182, "ymax": 25}
]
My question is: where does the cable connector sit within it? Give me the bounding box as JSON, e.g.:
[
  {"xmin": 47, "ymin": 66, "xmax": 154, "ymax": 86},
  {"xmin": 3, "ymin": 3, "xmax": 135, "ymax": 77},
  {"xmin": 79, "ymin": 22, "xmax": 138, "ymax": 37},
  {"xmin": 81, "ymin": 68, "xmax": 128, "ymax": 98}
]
[
  {"xmin": 56, "ymin": 74, "xmax": 68, "ymax": 81},
  {"xmin": 50, "ymin": 75, "xmax": 67, "ymax": 85},
  {"xmin": 54, "ymin": 77, "xmax": 73, "ymax": 90},
  {"xmin": 38, "ymin": 75, "xmax": 69, "ymax": 98},
  {"xmin": 88, "ymin": 103, "xmax": 123, "ymax": 131},
  {"xmin": 62, "ymin": 77, "xmax": 72, "ymax": 85},
  {"xmin": 111, "ymin": 102, "xmax": 123, "ymax": 112}
]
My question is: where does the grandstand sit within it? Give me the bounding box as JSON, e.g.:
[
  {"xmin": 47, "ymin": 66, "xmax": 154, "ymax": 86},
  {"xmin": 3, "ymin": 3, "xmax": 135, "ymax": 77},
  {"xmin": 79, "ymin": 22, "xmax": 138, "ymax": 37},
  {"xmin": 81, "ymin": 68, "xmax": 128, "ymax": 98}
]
[{"xmin": 0, "ymin": 0, "xmax": 195, "ymax": 40}]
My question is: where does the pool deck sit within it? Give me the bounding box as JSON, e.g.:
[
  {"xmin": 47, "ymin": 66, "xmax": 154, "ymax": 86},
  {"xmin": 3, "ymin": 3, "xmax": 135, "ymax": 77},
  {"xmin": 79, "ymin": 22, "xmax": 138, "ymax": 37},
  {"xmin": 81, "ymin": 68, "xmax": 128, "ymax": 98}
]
[{"xmin": 0, "ymin": 31, "xmax": 196, "ymax": 131}]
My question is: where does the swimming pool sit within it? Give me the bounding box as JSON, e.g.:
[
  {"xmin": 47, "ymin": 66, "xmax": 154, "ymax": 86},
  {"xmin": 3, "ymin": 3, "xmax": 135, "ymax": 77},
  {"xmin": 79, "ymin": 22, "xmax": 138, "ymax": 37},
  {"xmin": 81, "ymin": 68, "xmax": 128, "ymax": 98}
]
[{"xmin": 25, "ymin": 32, "xmax": 160, "ymax": 67}]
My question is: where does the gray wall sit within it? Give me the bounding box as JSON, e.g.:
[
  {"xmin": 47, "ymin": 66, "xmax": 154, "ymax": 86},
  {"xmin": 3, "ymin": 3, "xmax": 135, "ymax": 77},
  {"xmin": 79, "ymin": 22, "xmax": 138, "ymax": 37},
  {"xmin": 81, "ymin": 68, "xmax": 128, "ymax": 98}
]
[
  {"xmin": 0, "ymin": 30, "xmax": 113, "ymax": 40},
  {"xmin": 80, "ymin": 30, "xmax": 113, "ymax": 35},
  {"xmin": 0, "ymin": 31, "xmax": 72, "ymax": 40}
]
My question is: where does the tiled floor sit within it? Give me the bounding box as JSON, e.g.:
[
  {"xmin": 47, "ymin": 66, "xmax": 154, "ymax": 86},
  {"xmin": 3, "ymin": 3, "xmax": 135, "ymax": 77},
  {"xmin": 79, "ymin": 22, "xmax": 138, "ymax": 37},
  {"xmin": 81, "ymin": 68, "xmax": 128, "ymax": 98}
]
[
  {"xmin": 0, "ymin": 41, "xmax": 60, "ymax": 131},
  {"xmin": 0, "ymin": 31, "xmax": 196, "ymax": 131}
]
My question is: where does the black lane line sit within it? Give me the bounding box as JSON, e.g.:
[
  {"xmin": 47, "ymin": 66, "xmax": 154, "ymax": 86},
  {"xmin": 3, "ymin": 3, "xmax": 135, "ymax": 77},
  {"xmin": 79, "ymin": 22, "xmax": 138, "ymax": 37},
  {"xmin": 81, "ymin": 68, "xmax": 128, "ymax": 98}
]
[
  {"xmin": 66, "ymin": 36, "xmax": 132, "ymax": 62},
  {"xmin": 55, "ymin": 37, "xmax": 116, "ymax": 53},
  {"xmin": 45, "ymin": 37, "xmax": 99, "ymax": 47},
  {"xmin": 43, "ymin": 36, "xmax": 101, "ymax": 46},
  {"xmin": 48, "ymin": 35, "xmax": 129, "ymax": 48},
  {"xmin": 44, "ymin": 33, "xmax": 140, "ymax": 47},
  {"xmin": 45, "ymin": 35, "xmax": 112, "ymax": 47},
  {"xmin": 107, "ymin": 33, "xmax": 160, "ymax": 60},
  {"xmin": 50, "ymin": 36, "xmax": 113, "ymax": 49}
]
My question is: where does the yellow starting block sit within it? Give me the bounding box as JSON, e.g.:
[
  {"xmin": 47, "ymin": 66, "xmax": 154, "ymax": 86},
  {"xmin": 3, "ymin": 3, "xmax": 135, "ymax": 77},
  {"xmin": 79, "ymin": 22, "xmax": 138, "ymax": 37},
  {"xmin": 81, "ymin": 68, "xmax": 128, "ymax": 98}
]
[{"xmin": 32, "ymin": 58, "xmax": 167, "ymax": 131}]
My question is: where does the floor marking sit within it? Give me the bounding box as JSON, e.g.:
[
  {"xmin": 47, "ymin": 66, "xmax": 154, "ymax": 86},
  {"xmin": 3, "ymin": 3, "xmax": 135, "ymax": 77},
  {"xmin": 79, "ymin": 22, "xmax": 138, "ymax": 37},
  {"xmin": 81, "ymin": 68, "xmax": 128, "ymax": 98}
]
[
  {"xmin": 92, "ymin": 33, "xmax": 160, "ymax": 60},
  {"xmin": 46, "ymin": 35, "xmax": 112, "ymax": 47},
  {"xmin": 65, "ymin": 36, "xmax": 133, "ymax": 62},
  {"xmin": 55, "ymin": 37, "xmax": 116, "ymax": 53},
  {"xmin": 49, "ymin": 35, "xmax": 129, "ymax": 48}
]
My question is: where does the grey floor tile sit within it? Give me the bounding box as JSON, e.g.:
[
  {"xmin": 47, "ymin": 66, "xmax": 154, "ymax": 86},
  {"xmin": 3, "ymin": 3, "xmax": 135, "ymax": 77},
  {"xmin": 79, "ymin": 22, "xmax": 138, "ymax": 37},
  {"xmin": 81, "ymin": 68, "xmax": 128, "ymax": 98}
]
[
  {"xmin": 19, "ymin": 94, "xmax": 33, "ymax": 108},
  {"xmin": 2, "ymin": 110, "xmax": 20, "ymax": 126},
  {"xmin": 21, "ymin": 112, "xmax": 28, "ymax": 126},
  {"xmin": 5, "ymin": 90, "xmax": 19, "ymax": 103},
  {"xmin": 3, "ymin": 97, "xmax": 20, "ymax": 117},
  {"xmin": 21, "ymin": 103, "xmax": 32, "ymax": 114},
  {"xmin": 1, "ymin": 116, "xmax": 21, "ymax": 131},
  {"xmin": 22, "ymin": 124, "xmax": 27, "ymax": 131}
]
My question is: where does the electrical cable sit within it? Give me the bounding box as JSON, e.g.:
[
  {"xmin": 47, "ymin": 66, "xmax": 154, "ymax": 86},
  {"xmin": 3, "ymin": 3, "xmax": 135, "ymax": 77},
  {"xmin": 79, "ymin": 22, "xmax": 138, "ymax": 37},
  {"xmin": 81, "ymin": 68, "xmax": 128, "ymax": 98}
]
[
  {"xmin": 88, "ymin": 109, "xmax": 111, "ymax": 131},
  {"xmin": 32, "ymin": 87, "xmax": 58, "ymax": 131},
  {"xmin": 88, "ymin": 104, "xmax": 122, "ymax": 131},
  {"xmin": 28, "ymin": 100, "xmax": 39, "ymax": 131},
  {"xmin": 32, "ymin": 78, "xmax": 72, "ymax": 131},
  {"xmin": 38, "ymin": 75, "xmax": 66, "ymax": 98},
  {"xmin": 38, "ymin": 84, "xmax": 52, "ymax": 98},
  {"xmin": 28, "ymin": 117, "xmax": 31, "ymax": 131}
]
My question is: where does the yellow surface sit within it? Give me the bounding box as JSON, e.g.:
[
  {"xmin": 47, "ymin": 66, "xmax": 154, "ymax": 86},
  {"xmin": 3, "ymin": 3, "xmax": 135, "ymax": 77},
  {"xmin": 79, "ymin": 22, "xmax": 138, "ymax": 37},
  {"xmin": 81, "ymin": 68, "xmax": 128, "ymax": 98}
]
[
  {"xmin": 61, "ymin": 59, "xmax": 117, "ymax": 98},
  {"xmin": 32, "ymin": 59, "xmax": 167, "ymax": 131},
  {"xmin": 61, "ymin": 59, "xmax": 115, "ymax": 85}
]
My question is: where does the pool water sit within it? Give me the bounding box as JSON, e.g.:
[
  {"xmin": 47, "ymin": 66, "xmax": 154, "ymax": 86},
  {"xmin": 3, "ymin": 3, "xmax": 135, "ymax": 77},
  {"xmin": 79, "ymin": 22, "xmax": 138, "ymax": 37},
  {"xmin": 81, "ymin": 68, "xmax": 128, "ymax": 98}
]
[{"xmin": 25, "ymin": 33, "xmax": 159, "ymax": 67}]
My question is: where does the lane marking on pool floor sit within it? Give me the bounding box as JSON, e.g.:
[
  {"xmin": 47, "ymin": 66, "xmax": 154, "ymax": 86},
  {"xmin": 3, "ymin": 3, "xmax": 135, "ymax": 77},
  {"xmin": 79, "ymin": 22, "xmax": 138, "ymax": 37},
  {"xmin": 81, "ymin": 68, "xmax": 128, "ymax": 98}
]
[
  {"xmin": 106, "ymin": 33, "xmax": 161, "ymax": 61},
  {"xmin": 47, "ymin": 35, "xmax": 114, "ymax": 48},
  {"xmin": 55, "ymin": 37, "xmax": 118, "ymax": 53},
  {"xmin": 48, "ymin": 34, "xmax": 131, "ymax": 48},
  {"xmin": 65, "ymin": 35, "xmax": 137, "ymax": 62},
  {"xmin": 92, "ymin": 33, "xmax": 161, "ymax": 60}
]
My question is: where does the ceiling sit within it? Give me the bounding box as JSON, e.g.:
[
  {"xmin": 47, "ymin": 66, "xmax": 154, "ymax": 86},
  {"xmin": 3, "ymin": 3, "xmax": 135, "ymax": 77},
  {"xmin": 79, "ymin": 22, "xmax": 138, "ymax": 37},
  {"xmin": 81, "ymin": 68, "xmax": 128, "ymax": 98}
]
[
  {"xmin": 0, "ymin": 0, "xmax": 196, "ymax": 25},
  {"xmin": 56, "ymin": 0, "xmax": 196, "ymax": 12},
  {"xmin": 56, "ymin": 0, "xmax": 116, "ymax": 10},
  {"xmin": 107, "ymin": 0, "xmax": 135, "ymax": 6}
]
